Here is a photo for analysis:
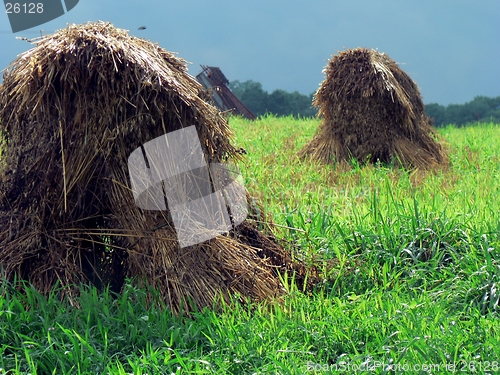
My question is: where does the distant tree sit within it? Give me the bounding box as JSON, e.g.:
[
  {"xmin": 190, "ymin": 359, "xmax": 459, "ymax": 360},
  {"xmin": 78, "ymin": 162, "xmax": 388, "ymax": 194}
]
[
  {"xmin": 267, "ymin": 89, "xmax": 290, "ymax": 116},
  {"xmin": 229, "ymin": 80, "xmax": 315, "ymax": 118},
  {"xmin": 229, "ymin": 80, "xmax": 268, "ymax": 116},
  {"xmin": 425, "ymin": 103, "xmax": 446, "ymax": 126},
  {"xmin": 425, "ymin": 96, "xmax": 500, "ymax": 127},
  {"xmin": 466, "ymin": 96, "xmax": 500, "ymax": 124},
  {"xmin": 287, "ymin": 91, "xmax": 316, "ymax": 117}
]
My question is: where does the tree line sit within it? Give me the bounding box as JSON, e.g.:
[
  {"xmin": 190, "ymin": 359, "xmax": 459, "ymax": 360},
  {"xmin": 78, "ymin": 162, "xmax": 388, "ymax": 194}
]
[
  {"xmin": 229, "ymin": 80, "xmax": 500, "ymax": 126},
  {"xmin": 228, "ymin": 80, "xmax": 316, "ymax": 117},
  {"xmin": 425, "ymin": 96, "xmax": 500, "ymax": 127}
]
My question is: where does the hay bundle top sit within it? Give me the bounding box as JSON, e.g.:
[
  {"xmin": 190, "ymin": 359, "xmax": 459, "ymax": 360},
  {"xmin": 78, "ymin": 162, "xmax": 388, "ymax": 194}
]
[
  {"xmin": 1, "ymin": 21, "xmax": 234, "ymax": 161},
  {"xmin": 0, "ymin": 22, "xmax": 301, "ymax": 312},
  {"xmin": 298, "ymin": 47, "xmax": 447, "ymax": 168}
]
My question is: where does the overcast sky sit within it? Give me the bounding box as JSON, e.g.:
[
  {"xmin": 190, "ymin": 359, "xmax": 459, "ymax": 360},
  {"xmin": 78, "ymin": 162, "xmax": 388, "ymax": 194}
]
[{"xmin": 1, "ymin": 0, "xmax": 499, "ymax": 105}]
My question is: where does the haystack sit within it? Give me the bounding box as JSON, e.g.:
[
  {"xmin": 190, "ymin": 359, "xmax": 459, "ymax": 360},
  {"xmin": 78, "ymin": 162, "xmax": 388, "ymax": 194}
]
[
  {"xmin": 0, "ymin": 22, "xmax": 305, "ymax": 312},
  {"xmin": 298, "ymin": 48, "xmax": 447, "ymax": 168}
]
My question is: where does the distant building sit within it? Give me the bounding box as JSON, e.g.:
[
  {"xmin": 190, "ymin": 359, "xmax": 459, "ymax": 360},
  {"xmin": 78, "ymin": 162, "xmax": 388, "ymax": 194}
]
[{"xmin": 196, "ymin": 65, "xmax": 256, "ymax": 120}]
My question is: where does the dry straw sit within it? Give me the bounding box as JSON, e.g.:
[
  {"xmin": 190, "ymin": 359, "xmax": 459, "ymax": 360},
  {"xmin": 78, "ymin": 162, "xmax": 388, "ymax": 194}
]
[
  {"xmin": 298, "ymin": 48, "xmax": 447, "ymax": 169},
  {"xmin": 0, "ymin": 22, "xmax": 309, "ymax": 312}
]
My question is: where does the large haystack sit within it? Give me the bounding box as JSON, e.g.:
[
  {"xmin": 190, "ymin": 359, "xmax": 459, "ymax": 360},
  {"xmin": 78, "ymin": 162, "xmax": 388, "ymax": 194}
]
[
  {"xmin": 298, "ymin": 48, "xmax": 447, "ymax": 169},
  {"xmin": 0, "ymin": 22, "xmax": 304, "ymax": 312}
]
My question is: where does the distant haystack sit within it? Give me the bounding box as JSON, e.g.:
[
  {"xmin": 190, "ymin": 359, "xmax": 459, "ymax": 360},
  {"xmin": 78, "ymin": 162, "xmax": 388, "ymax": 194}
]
[
  {"xmin": 0, "ymin": 22, "xmax": 307, "ymax": 313},
  {"xmin": 298, "ymin": 48, "xmax": 447, "ymax": 169}
]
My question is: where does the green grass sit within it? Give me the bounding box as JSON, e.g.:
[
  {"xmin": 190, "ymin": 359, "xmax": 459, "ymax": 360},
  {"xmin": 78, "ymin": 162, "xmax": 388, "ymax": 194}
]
[{"xmin": 2, "ymin": 116, "xmax": 500, "ymax": 374}]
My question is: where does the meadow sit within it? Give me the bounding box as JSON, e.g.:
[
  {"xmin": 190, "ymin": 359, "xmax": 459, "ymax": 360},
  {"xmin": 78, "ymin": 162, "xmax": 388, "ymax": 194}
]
[{"xmin": 1, "ymin": 116, "xmax": 500, "ymax": 374}]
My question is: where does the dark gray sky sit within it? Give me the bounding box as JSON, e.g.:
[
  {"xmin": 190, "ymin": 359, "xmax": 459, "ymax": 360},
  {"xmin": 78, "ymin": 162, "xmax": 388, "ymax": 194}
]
[{"xmin": 1, "ymin": 0, "xmax": 499, "ymax": 105}]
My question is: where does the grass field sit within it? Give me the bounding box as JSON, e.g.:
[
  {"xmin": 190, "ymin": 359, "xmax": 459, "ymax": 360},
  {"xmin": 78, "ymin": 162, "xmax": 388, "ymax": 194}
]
[{"xmin": 1, "ymin": 116, "xmax": 500, "ymax": 374}]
